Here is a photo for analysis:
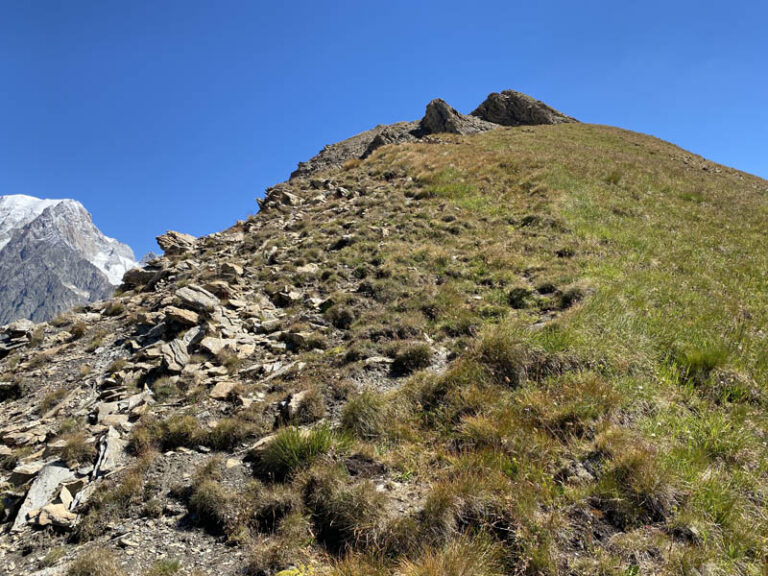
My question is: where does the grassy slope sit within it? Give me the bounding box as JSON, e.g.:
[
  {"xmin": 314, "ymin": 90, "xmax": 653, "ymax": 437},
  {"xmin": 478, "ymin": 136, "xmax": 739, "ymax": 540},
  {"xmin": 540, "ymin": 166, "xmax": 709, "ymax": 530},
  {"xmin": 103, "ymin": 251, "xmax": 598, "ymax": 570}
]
[{"xmin": 326, "ymin": 123, "xmax": 767, "ymax": 574}]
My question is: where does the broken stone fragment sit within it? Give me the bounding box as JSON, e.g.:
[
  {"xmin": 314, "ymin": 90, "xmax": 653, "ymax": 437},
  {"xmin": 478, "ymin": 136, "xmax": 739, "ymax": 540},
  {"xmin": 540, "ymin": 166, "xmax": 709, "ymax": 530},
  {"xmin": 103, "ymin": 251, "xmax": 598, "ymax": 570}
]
[
  {"xmin": 210, "ymin": 381, "xmax": 237, "ymax": 400},
  {"xmin": 221, "ymin": 262, "xmax": 243, "ymax": 277},
  {"xmin": 92, "ymin": 427, "xmax": 127, "ymax": 479},
  {"xmin": 35, "ymin": 502, "xmax": 77, "ymax": 528},
  {"xmin": 156, "ymin": 230, "xmax": 196, "ymax": 256},
  {"xmin": 161, "ymin": 338, "xmax": 190, "ymax": 373},
  {"xmin": 164, "ymin": 306, "xmax": 200, "ymax": 327},
  {"xmin": 10, "ymin": 461, "xmax": 45, "ymax": 485},
  {"xmin": 175, "ymin": 285, "xmax": 219, "ymax": 313}
]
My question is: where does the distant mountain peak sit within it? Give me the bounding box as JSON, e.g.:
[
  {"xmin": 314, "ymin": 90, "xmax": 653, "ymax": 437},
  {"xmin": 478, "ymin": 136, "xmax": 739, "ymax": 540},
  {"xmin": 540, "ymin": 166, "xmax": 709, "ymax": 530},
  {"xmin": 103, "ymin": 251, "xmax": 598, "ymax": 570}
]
[{"xmin": 0, "ymin": 194, "xmax": 138, "ymax": 323}]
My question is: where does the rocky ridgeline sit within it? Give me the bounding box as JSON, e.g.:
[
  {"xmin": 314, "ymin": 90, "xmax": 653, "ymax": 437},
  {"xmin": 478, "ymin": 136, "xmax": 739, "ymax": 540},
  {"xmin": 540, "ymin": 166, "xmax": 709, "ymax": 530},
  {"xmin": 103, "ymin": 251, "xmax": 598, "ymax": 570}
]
[{"xmin": 0, "ymin": 90, "xmax": 576, "ymax": 575}]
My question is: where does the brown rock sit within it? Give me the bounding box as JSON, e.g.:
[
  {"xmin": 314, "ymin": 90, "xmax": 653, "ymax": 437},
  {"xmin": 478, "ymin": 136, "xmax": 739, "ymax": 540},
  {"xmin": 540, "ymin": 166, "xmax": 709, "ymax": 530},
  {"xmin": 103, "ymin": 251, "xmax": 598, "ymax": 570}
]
[{"xmin": 164, "ymin": 306, "xmax": 200, "ymax": 326}]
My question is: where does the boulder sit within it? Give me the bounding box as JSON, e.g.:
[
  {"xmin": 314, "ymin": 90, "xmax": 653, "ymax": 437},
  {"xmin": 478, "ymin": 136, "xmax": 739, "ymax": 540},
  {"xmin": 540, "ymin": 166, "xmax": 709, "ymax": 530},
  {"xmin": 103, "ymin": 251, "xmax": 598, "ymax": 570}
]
[
  {"xmin": 121, "ymin": 267, "xmax": 159, "ymax": 289},
  {"xmin": 221, "ymin": 262, "xmax": 243, "ymax": 278},
  {"xmin": 199, "ymin": 337, "xmax": 235, "ymax": 356},
  {"xmin": 6, "ymin": 319, "xmax": 35, "ymax": 337}
]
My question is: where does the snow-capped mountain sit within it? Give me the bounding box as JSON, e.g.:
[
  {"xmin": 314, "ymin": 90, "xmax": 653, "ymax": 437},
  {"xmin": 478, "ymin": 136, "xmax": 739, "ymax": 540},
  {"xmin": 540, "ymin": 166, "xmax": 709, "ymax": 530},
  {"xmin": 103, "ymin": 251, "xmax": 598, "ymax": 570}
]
[{"xmin": 0, "ymin": 195, "xmax": 138, "ymax": 324}]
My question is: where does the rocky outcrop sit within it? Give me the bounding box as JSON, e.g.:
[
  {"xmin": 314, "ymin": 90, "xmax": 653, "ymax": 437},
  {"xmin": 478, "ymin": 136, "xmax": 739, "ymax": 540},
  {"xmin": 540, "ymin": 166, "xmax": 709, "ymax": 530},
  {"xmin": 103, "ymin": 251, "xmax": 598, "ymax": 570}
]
[
  {"xmin": 471, "ymin": 89, "xmax": 577, "ymax": 126},
  {"xmin": 290, "ymin": 89, "xmax": 576, "ymax": 180},
  {"xmin": 156, "ymin": 231, "xmax": 197, "ymax": 256},
  {"xmin": 417, "ymin": 98, "xmax": 497, "ymax": 135}
]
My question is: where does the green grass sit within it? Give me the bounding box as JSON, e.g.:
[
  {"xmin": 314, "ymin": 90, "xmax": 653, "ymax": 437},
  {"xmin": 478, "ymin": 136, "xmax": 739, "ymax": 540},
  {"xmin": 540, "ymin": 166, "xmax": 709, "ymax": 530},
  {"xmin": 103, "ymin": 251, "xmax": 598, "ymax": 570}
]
[{"xmin": 256, "ymin": 425, "xmax": 339, "ymax": 480}]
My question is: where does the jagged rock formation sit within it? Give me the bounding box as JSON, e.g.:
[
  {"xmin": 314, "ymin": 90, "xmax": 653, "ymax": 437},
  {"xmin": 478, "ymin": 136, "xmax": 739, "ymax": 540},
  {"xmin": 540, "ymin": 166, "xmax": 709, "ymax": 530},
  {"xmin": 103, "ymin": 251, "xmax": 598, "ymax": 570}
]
[
  {"xmin": 471, "ymin": 89, "xmax": 577, "ymax": 126},
  {"xmin": 291, "ymin": 89, "xmax": 574, "ymax": 179},
  {"xmin": 0, "ymin": 196, "xmax": 137, "ymax": 325},
  {"xmin": 0, "ymin": 91, "xmax": 766, "ymax": 576}
]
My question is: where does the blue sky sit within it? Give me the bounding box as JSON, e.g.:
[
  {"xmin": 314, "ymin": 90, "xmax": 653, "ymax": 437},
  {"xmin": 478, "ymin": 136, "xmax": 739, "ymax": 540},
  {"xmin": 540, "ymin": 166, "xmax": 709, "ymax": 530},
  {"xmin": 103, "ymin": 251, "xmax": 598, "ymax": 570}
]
[{"xmin": 1, "ymin": 1, "xmax": 766, "ymax": 257}]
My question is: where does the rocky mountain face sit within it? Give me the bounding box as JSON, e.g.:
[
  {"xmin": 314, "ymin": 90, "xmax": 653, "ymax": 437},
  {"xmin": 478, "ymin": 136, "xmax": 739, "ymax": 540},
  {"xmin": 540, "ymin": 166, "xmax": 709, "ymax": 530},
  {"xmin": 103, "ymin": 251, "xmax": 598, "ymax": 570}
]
[
  {"xmin": 0, "ymin": 196, "xmax": 137, "ymax": 325},
  {"xmin": 0, "ymin": 91, "xmax": 767, "ymax": 576}
]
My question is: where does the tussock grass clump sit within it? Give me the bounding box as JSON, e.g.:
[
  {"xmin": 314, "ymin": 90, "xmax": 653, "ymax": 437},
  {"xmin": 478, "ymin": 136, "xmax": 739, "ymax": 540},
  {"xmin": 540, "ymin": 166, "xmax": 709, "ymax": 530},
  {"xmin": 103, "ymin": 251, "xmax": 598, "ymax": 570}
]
[
  {"xmin": 671, "ymin": 342, "xmax": 730, "ymax": 386},
  {"xmin": 129, "ymin": 414, "xmax": 203, "ymax": 453},
  {"xmin": 521, "ymin": 371, "xmax": 619, "ymax": 440},
  {"xmin": 397, "ymin": 535, "xmax": 504, "ymax": 576},
  {"xmin": 67, "ymin": 547, "xmax": 126, "ymax": 576},
  {"xmin": 341, "ymin": 390, "xmax": 387, "ymax": 439},
  {"xmin": 256, "ymin": 425, "xmax": 338, "ymax": 480},
  {"xmin": 390, "ymin": 342, "xmax": 432, "ymax": 376},
  {"xmin": 303, "ymin": 464, "xmax": 387, "ymax": 553},
  {"xmin": 293, "ymin": 387, "xmax": 327, "ymax": 424},
  {"xmin": 593, "ymin": 431, "xmax": 678, "ymax": 529},
  {"xmin": 59, "ymin": 431, "xmax": 97, "ymax": 467}
]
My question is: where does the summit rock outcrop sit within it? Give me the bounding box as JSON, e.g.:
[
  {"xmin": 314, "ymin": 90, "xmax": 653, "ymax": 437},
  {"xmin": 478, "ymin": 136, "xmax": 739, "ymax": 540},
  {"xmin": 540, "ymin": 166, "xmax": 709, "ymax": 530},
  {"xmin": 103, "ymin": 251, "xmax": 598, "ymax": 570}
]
[{"xmin": 290, "ymin": 89, "xmax": 575, "ymax": 179}]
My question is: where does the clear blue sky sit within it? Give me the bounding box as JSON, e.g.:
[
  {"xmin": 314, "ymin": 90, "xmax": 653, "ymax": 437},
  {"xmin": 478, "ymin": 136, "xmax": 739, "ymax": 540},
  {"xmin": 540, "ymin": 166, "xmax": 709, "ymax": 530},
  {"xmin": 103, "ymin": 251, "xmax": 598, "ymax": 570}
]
[{"xmin": 1, "ymin": 1, "xmax": 766, "ymax": 257}]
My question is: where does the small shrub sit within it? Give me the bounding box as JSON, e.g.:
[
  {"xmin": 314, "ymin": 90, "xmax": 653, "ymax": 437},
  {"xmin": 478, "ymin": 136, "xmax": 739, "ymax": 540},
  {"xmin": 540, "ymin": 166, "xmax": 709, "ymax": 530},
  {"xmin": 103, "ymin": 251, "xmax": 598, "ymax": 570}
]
[
  {"xmin": 390, "ymin": 342, "xmax": 432, "ymax": 376},
  {"xmin": 143, "ymin": 559, "xmax": 181, "ymax": 576},
  {"xmin": 70, "ymin": 322, "xmax": 88, "ymax": 340}
]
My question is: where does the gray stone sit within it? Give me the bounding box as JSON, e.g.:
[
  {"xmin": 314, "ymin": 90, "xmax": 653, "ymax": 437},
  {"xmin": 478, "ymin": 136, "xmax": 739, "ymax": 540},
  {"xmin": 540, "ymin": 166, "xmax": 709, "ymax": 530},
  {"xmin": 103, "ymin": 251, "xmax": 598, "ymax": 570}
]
[
  {"xmin": 161, "ymin": 338, "xmax": 190, "ymax": 373},
  {"xmin": 175, "ymin": 285, "xmax": 219, "ymax": 313}
]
